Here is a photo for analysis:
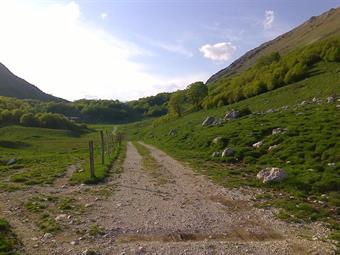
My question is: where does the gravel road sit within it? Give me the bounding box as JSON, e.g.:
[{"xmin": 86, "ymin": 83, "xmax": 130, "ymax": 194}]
[{"xmin": 0, "ymin": 142, "xmax": 336, "ymax": 254}]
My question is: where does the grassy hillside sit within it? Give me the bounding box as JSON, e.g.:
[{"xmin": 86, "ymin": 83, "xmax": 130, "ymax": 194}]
[
  {"xmin": 0, "ymin": 63, "xmax": 64, "ymax": 102},
  {"xmin": 207, "ymin": 7, "xmax": 340, "ymax": 83},
  {"xmin": 203, "ymin": 36, "xmax": 340, "ymax": 108},
  {"xmin": 122, "ymin": 61, "xmax": 340, "ymax": 233}
]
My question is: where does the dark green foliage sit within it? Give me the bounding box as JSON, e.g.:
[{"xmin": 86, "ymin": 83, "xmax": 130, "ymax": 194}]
[
  {"xmin": 186, "ymin": 82, "xmax": 208, "ymax": 110},
  {"xmin": 0, "ymin": 107, "xmax": 86, "ymax": 131},
  {"xmin": 168, "ymin": 91, "xmax": 186, "ymax": 117}
]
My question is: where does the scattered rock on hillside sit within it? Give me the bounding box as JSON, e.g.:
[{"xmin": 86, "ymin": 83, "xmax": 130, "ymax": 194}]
[
  {"xmin": 211, "ymin": 151, "xmax": 220, "ymax": 157},
  {"xmin": 224, "ymin": 110, "xmax": 240, "ymax": 120},
  {"xmin": 41, "ymin": 232, "xmax": 53, "ymax": 241},
  {"xmin": 82, "ymin": 250, "xmax": 101, "ymax": 255},
  {"xmin": 168, "ymin": 129, "xmax": 177, "ymax": 136},
  {"xmin": 212, "ymin": 118, "xmax": 225, "ymax": 126},
  {"xmin": 221, "ymin": 147, "xmax": 234, "ymax": 157},
  {"xmin": 7, "ymin": 158, "xmax": 16, "ymax": 165},
  {"xmin": 202, "ymin": 116, "xmax": 215, "ymax": 126},
  {"xmin": 257, "ymin": 167, "xmax": 287, "ymax": 183},
  {"xmin": 55, "ymin": 214, "xmax": 67, "ymax": 221},
  {"xmin": 272, "ymin": 128, "xmax": 287, "ymax": 135},
  {"xmin": 268, "ymin": 144, "xmax": 278, "ymax": 151},
  {"xmin": 327, "ymin": 96, "xmax": 335, "ymax": 103},
  {"xmin": 252, "ymin": 141, "xmax": 263, "ymax": 148},
  {"xmin": 212, "ymin": 137, "xmax": 223, "ymax": 144}
]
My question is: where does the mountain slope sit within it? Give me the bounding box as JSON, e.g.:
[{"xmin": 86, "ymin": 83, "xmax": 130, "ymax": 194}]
[
  {"xmin": 0, "ymin": 63, "xmax": 65, "ymax": 102},
  {"xmin": 207, "ymin": 7, "xmax": 340, "ymax": 83}
]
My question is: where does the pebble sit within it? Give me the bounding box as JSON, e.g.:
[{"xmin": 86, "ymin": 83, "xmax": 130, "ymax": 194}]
[{"xmin": 70, "ymin": 240, "xmax": 79, "ymax": 245}]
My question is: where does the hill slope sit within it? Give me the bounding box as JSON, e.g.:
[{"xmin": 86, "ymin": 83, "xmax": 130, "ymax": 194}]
[
  {"xmin": 207, "ymin": 7, "xmax": 340, "ymax": 83},
  {"xmin": 0, "ymin": 63, "xmax": 65, "ymax": 102}
]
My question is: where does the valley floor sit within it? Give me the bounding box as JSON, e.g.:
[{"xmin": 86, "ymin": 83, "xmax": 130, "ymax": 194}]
[{"xmin": 0, "ymin": 142, "xmax": 336, "ymax": 254}]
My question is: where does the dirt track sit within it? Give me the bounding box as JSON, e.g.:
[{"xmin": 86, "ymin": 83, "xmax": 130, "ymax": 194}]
[{"xmin": 0, "ymin": 142, "xmax": 336, "ymax": 254}]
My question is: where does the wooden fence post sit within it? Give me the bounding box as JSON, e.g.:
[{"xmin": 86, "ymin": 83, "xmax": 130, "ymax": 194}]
[
  {"xmin": 107, "ymin": 132, "xmax": 111, "ymax": 158},
  {"xmin": 89, "ymin": 140, "xmax": 95, "ymax": 178},
  {"xmin": 100, "ymin": 130, "xmax": 105, "ymax": 165}
]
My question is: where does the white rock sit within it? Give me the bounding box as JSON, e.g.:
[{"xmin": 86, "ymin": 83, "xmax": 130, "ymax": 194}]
[
  {"xmin": 211, "ymin": 151, "xmax": 220, "ymax": 157},
  {"xmin": 327, "ymin": 96, "xmax": 335, "ymax": 103},
  {"xmin": 70, "ymin": 240, "xmax": 79, "ymax": 245},
  {"xmin": 272, "ymin": 128, "xmax": 287, "ymax": 135},
  {"xmin": 202, "ymin": 116, "xmax": 215, "ymax": 126},
  {"xmin": 224, "ymin": 110, "xmax": 240, "ymax": 120},
  {"xmin": 55, "ymin": 214, "xmax": 67, "ymax": 221},
  {"xmin": 257, "ymin": 167, "xmax": 287, "ymax": 183},
  {"xmin": 212, "ymin": 136, "xmax": 223, "ymax": 144},
  {"xmin": 268, "ymin": 145, "xmax": 278, "ymax": 151},
  {"xmin": 252, "ymin": 141, "xmax": 263, "ymax": 148},
  {"xmin": 221, "ymin": 147, "xmax": 234, "ymax": 157}
]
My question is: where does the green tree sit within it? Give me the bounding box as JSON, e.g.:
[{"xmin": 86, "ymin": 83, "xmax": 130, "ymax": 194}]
[
  {"xmin": 186, "ymin": 82, "xmax": 208, "ymax": 110},
  {"xmin": 20, "ymin": 113, "xmax": 39, "ymax": 127},
  {"xmin": 168, "ymin": 91, "xmax": 185, "ymax": 117}
]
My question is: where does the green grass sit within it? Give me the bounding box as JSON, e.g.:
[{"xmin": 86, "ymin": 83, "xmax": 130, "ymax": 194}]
[
  {"xmin": 0, "ymin": 124, "xmax": 121, "ymax": 189},
  {"xmin": 122, "ymin": 63, "xmax": 340, "ymax": 232},
  {"xmin": 0, "ymin": 218, "xmax": 20, "ymax": 254}
]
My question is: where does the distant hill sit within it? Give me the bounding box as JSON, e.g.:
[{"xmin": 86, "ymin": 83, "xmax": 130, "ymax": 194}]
[
  {"xmin": 0, "ymin": 63, "xmax": 65, "ymax": 102},
  {"xmin": 207, "ymin": 7, "xmax": 340, "ymax": 84}
]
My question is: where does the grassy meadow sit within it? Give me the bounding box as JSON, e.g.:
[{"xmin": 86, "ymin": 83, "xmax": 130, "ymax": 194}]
[{"xmin": 0, "ymin": 124, "xmax": 121, "ymax": 191}]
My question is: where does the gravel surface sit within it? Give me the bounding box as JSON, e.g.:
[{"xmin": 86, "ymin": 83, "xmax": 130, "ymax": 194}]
[{"xmin": 0, "ymin": 142, "xmax": 337, "ymax": 255}]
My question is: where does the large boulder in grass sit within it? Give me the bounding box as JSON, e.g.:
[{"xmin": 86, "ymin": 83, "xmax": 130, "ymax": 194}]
[
  {"xmin": 202, "ymin": 116, "xmax": 215, "ymax": 126},
  {"xmin": 327, "ymin": 96, "xmax": 335, "ymax": 103},
  {"xmin": 224, "ymin": 110, "xmax": 240, "ymax": 120},
  {"xmin": 257, "ymin": 167, "xmax": 287, "ymax": 183},
  {"xmin": 221, "ymin": 147, "xmax": 234, "ymax": 157}
]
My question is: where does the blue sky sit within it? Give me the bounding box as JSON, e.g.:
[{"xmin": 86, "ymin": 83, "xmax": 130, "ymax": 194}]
[{"xmin": 0, "ymin": 0, "xmax": 339, "ymax": 100}]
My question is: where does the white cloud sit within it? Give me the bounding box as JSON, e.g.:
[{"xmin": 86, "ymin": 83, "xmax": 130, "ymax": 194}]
[
  {"xmin": 0, "ymin": 1, "xmax": 205, "ymax": 101},
  {"xmin": 199, "ymin": 42, "xmax": 236, "ymax": 61},
  {"xmin": 100, "ymin": 12, "xmax": 107, "ymax": 20},
  {"xmin": 263, "ymin": 10, "xmax": 275, "ymax": 30}
]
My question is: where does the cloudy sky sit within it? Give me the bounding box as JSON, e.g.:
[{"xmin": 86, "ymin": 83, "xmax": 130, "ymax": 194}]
[{"xmin": 0, "ymin": 0, "xmax": 339, "ymax": 101}]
